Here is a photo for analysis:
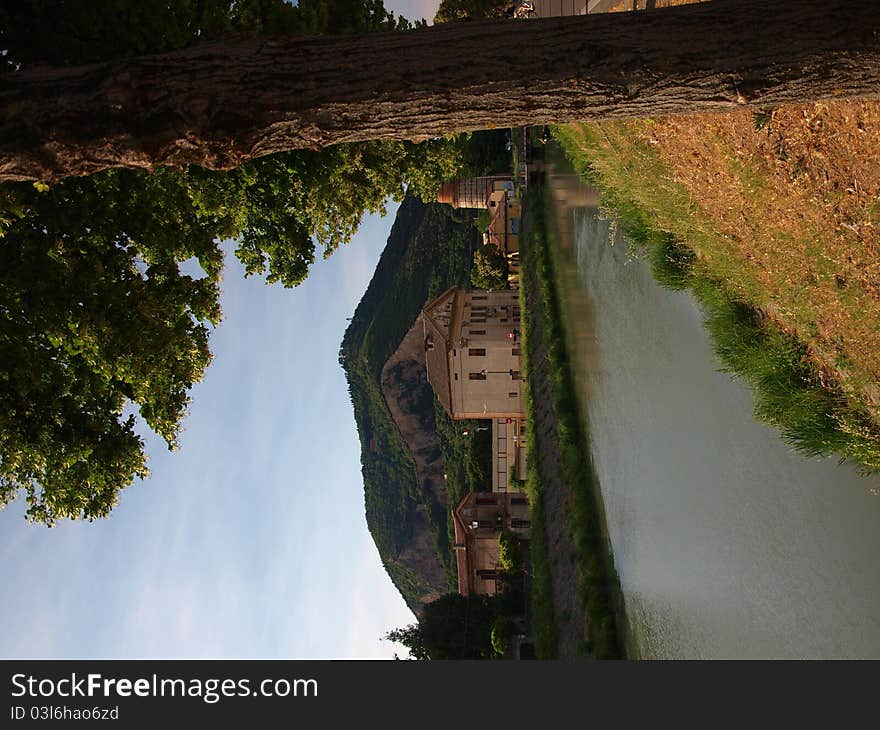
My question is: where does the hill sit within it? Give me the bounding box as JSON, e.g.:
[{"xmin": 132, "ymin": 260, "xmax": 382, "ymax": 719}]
[{"xmin": 339, "ymin": 195, "xmax": 490, "ymax": 612}]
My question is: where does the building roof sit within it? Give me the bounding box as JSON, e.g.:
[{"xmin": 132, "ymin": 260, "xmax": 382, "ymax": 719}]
[
  {"xmin": 420, "ymin": 286, "xmax": 459, "ymax": 418},
  {"xmin": 486, "ymin": 191, "xmax": 508, "ymax": 251},
  {"xmin": 451, "ymin": 502, "xmax": 471, "ymax": 595}
]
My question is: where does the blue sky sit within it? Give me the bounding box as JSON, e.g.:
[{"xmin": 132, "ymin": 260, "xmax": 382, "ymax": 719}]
[
  {"xmin": 0, "ymin": 203, "xmax": 422, "ymax": 659},
  {"xmin": 389, "ymin": 0, "xmax": 440, "ymax": 21}
]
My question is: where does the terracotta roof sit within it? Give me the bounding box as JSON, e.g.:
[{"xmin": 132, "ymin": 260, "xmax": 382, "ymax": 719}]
[
  {"xmin": 437, "ymin": 182, "xmax": 455, "ymax": 206},
  {"xmin": 453, "ymin": 528, "xmax": 470, "ymax": 595},
  {"xmin": 452, "ymin": 494, "xmax": 473, "ymax": 595},
  {"xmin": 421, "ymin": 287, "xmax": 458, "ymax": 418}
]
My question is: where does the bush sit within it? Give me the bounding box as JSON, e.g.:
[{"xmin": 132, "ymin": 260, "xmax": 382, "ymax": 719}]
[
  {"xmin": 498, "ymin": 530, "xmax": 522, "ymax": 572},
  {"xmin": 471, "ymin": 243, "xmax": 508, "ymax": 289},
  {"xmin": 491, "ymin": 618, "xmax": 514, "ymax": 656}
]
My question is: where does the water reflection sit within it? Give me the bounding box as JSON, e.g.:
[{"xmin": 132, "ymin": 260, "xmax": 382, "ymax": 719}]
[{"xmin": 543, "ymin": 163, "xmax": 880, "ymax": 658}]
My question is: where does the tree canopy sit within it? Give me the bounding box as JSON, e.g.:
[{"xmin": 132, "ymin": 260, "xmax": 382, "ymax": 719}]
[
  {"xmin": 385, "ymin": 593, "xmax": 499, "ymax": 659},
  {"xmin": 0, "ymin": 0, "xmax": 468, "ymax": 525},
  {"xmin": 471, "ymin": 243, "xmax": 509, "ymax": 289},
  {"xmin": 433, "ymin": 0, "xmax": 509, "ymax": 23}
]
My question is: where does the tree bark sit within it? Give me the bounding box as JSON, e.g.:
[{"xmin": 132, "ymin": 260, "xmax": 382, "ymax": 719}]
[{"xmin": 1, "ymin": 0, "xmax": 879, "ymax": 182}]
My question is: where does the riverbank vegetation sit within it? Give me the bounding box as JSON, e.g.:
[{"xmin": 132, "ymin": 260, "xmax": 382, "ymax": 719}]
[
  {"xmin": 553, "ymin": 106, "xmax": 880, "ymax": 472},
  {"xmin": 521, "ymin": 183, "xmax": 625, "ymax": 659},
  {"xmin": 519, "ymin": 280, "xmax": 559, "ymax": 659}
]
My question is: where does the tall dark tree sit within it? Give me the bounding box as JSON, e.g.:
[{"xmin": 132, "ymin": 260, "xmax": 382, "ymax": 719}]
[
  {"xmin": 2, "ymin": 0, "xmax": 880, "ymax": 183},
  {"xmin": 385, "ymin": 593, "xmax": 498, "ymax": 659},
  {"xmin": 471, "ymin": 244, "xmax": 509, "ymax": 290},
  {"xmin": 434, "ymin": 0, "xmax": 508, "ymax": 23}
]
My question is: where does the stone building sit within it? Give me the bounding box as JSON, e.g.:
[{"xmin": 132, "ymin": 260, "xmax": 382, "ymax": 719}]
[
  {"xmin": 485, "ymin": 189, "xmax": 522, "ymax": 282},
  {"xmin": 436, "ymin": 175, "xmax": 514, "ymax": 210},
  {"xmin": 422, "ymin": 287, "xmax": 524, "ymax": 421},
  {"xmin": 491, "ymin": 417, "xmax": 527, "ymax": 492},
  {"xmin": 452, "ymin": 491, "xmax": 531, "ymax": 596},
  {"xmin": 437, "ymin": 175, "xmax": 523, "ymax": 281}
]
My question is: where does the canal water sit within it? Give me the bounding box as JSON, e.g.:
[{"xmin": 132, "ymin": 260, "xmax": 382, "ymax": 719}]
[{"xmin": 545, "ymin": 172, "xmax": 880, "ymax": 658}]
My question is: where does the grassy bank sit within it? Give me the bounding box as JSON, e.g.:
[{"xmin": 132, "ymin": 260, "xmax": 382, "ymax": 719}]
[
  {"xmin": 522, "ymin": 183, "xmax": 625, "ymax": 659},
  {"xmin": 554, "ymin": 118, "xmax": 880, "ymax": 473},
  {"xmin": 519, "ymin": 276, "xmax": 559, "ymax": 659}
]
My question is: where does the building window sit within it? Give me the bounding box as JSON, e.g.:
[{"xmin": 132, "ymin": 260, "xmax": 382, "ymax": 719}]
[
  {"xmin": 470, "ymin": 330, "xmax": 486, "ymax": 336},
  {"xmin": 510, "ymin": 371, "xmax": 521, "ymax": 380},
  {"xmin": 454, "ymin": 373, "xmax": 459, "ymax": 380},
  {"xmin": 501, "ymin": 318, "xmax": 508, "ymax": 323},
  {"xmin": 509, "ymin": 392, "xmax": 518, "ymax": 398},
  {"xmin": 471, "ymin": 317, "xmax": 486, "ymax": 323},
  {"xmin": 510, "ymin": 519, "xmax": 531, "ymax": 529},
  {"xmin": 512, "ymin": 348, "xmax": 521, "ymax": 356},
  {"xmin": 511, "ymin": 497, "xmax": 528, "ymax": 506},
  {"xmin": 469, "ymin": 372, "xmax": 487, "ymax": 381},
  {"xmin": 468, "ymin": 348, "xmax": 486, "ymax": 357},
  {"xmin": 475, "ymin": 497, "xmax": 497, "ymax": 505},
  {"xmin": 472, "ymin": 295, "xmax": 487, "ymax": 301}
]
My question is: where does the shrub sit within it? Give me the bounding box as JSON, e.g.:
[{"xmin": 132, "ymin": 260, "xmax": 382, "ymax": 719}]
[
  {"xmin": 491, "ymin": 618, "xmax": 514, "ymax": 656},
  {"xmin": 471, "ymin": 243, "xmax": 509, "ymax": 289},
  {"xmin": 498, "ymin": 530, "xmax": 522, "ymax": 572}
]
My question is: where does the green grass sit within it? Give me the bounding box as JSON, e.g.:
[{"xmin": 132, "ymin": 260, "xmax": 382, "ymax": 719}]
[
  {"xmin": 521, "ymin": 182, "xmax": 625, "ymax": 659},
  {"xmin": 519, "ymin": 279, "xmax": 560, "ymax": 659},
  {"xmin": 552, "ymin": 126, "xmax": 880, "ymax": 473}
]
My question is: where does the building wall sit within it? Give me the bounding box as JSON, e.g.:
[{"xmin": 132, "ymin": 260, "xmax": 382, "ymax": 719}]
[
  {"xmin": 454, "ymin": 492, "xmax": 532, "ymax": 596},
  {"xmin": 491, "ymin": 418, "xmax": 528, "ymax": 492},
  {"xmin": 449, "ymin": 289, "xmax": 524, "ymax": 419},
  {"xmin": 437, "ymin": 175, "xmax": 514, "ymax": 209}
]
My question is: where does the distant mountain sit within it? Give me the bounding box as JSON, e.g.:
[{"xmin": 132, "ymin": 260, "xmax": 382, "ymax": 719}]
[{"xmin": 339, "ymin": 195, "xmax": 481, "ymax": 613}]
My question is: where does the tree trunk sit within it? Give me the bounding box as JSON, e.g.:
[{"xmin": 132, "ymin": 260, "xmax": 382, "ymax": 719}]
[{"xmin": 1, "ymin": 0, "xmax": 879, "ymax": 182}]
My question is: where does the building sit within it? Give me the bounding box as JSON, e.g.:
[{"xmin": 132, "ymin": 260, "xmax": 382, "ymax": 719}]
[
  {"xmin": 422, "ymin": 287, "xmax": 524, "ymax": 421},
  {"xmin": 492, "ymin": 417, "xmax": 527, "ymax": 492},
  {"xmin": 452, "ymin": 491, "xmax": 531, "ymax": 596},
  {"xmin": 486, "ymin": 189, "xmax": 522, "ymax": 252},
  {"xmin": 436, "ymin": 174, "xmax": 524, "ymax": 281},
  {"xmin": 484, "ymin": 189, "xmax": 523, "ymax": 283},
  {"xmin": 436, "ymin": 175, "xmax": 514, "ymax": 210}
]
